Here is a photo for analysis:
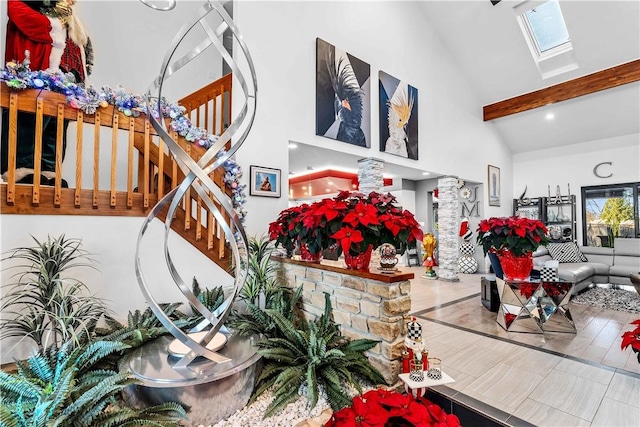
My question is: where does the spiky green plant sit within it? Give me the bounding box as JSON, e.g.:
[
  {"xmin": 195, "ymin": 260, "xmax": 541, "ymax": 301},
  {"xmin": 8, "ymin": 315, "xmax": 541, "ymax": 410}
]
[
  {"xmin": 239, "ymin": 235, "xmax": 282, "ymax": 304},
  {"xmin": 0, "ymin": 340, "xmax": 186, "ymax": 426},
  {"xmin": 251, "ymin": 293, "xmax": 386, "ymax": 417},
  {"xmin": 228, "ymin": 285, "xmax": 303, "ymax": 338},
  {"xmin": 96, "ymin": 278, "xmax": 227, "ymax": 349},
  {"xmin": 1, "ymin": 235, "xmax": 107, "ymax": 351}
]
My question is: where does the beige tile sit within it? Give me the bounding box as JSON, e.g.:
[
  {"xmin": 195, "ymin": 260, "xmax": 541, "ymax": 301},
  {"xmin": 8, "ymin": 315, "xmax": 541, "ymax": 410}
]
[
  {"xmin": 502, "ymin": 346, "xmax": 563, "ymax": 376},
  {"xmin": 436, "ymin": 365, "xmax": 476, "ymax": 392},
  {"xmin": 604, "ymin": 373, "xmax": 640, "ymax": 407},
  {"xmin": 578, "ymin": 343, "xmax": 609, "ymax": 364},
  {"xmin": 591, "ymin": 397, "xmax": 640, "ymax": 427},
  {"xmin": 554, "ymin": 358, "xmax": 614, "ymax": 385},
  {"xmin": 623, "ymin": 354, "xmax": 640, "ymax": 374},
  {"xmin": 443, "ymin": 341, "xmax": 511, "ymax": 377},
  {"xmin": 529, "ymin": 370, "xmax": 608, "ymax": 420},
  {"xmin": 512, "ymin": 398, "xmax": 590, "ymax": 426},
  {"xmin": 464, "ymin": 363, "xmax": 545, "ymax": 413}
]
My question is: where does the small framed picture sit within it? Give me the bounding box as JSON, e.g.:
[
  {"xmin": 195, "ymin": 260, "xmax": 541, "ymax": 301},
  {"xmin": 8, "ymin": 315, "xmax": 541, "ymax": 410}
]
[
  {"xmin": 488, "ymin": 165, "xmax": 500, "ymax": 207},
  {"xmin": 250, "ymin": 165, "xmax": 281, "ymax": 198}
]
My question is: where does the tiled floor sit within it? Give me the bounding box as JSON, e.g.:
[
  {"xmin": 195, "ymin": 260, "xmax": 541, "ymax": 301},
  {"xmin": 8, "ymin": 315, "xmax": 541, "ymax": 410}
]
[{"xmin": 405, "ymin": 267, "xmax": 640, "ymax": 426}]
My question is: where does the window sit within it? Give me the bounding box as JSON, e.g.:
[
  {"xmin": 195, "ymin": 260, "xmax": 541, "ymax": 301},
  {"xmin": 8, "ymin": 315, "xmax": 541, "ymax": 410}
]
[
  {"xmin": 582, "ymin": 183, "xmax": 640, "ymax": 247},
  {"xmin": 514, "ymin": 0, "xmax": 578, "ymax": 79},
  {"xmin": 523, "ymin": 0, "xmax": 570, "ymax": 54}
]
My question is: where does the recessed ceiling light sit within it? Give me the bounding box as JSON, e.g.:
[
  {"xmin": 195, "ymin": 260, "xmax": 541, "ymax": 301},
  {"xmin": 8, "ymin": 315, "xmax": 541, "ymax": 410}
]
[
  {"xmin": 288, "ymin": 142, "xmax": 298, "ymax": 149},
  {"xmin": 545, "ymin": 113, "xmax": 555, "ymax": 120},
  {"xmin": 328, "ymin": 181, "xmax": 334, "ymax": 185},
  {"xmin": 326, "ymin": 189, "xmax": 331, "ymax": 192},
  {"xmin": 302, "ymin": 186, "xmax": 307, "ymax": 190},
  {"xmin": 422, "ymin": 172, "xmax": 430, "ymax": 176}
]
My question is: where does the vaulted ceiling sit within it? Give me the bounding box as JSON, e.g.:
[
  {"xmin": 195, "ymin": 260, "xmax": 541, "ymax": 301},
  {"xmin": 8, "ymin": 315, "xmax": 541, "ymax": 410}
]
[{"xmin": 420, "ymin": 0, "xmax": 640, "ymax": 154}]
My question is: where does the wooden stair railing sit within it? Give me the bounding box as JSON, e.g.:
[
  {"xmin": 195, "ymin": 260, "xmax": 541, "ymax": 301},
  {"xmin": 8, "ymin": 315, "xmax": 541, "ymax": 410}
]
[{"xmin": 0, "ymin": 75, "xmax": 233, "ymax": 270}]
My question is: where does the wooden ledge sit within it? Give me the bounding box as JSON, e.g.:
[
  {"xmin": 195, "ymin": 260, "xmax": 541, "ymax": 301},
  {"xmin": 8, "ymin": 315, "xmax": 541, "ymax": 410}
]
[{"xmin": 272, "ymin": 255, "xmax": 414, "ymax": 283}]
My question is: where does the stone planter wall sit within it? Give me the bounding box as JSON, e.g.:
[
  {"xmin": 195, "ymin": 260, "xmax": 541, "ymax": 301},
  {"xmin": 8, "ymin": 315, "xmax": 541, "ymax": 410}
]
[{"xmin": 273, "ymin": 258, "xmax": 414, "ymax": 385}]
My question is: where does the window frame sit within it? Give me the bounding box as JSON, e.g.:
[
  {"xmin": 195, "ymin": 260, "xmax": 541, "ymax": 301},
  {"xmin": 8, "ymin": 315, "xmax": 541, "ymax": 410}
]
[{"xmin": 581, "ymin": 182, "xmax": 640, "ymax": 246}]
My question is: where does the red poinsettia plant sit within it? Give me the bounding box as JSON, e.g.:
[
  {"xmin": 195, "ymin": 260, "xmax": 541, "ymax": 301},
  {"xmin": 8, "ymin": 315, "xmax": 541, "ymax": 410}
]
[
  {"xmin": 326, "ymin": 388, "xmax": 461, "ymax": 427},
  {"xmin": 476, "ymin": 216, "xmax": 549, "ymax": 257},
  {"xmin": 268, "ymin": 191, "xmax": 423, "ymax": 256},
  {"xmin": 621, "ymin": 319, "xmax": 640, "ymax": 363}
]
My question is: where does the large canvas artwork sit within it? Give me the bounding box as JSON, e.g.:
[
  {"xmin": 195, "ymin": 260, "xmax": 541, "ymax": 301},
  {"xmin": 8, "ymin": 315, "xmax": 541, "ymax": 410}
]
[
  {"xmin": 379, "ymin": 71, "xmax": 418, "ymax": 160},
  {"xmin": 316, "ymin": 38, "xmax": 370, "ymax": 148}
]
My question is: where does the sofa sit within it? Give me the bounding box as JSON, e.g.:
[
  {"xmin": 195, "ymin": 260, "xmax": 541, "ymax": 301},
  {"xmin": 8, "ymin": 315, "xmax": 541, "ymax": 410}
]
[{"xmin": 533, "ymin": 238, "xmax": 640, "ymax": 293}]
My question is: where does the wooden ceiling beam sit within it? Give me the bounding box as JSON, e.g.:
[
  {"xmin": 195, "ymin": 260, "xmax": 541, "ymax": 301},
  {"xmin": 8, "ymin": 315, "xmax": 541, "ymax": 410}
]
[{"xmin": 483, "ymin": 59, "xmax": 640, "ymax": 121}]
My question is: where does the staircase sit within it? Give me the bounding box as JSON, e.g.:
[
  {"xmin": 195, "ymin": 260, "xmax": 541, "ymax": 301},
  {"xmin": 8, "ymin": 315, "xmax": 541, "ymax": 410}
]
[{"xmin": 0, "ymin": 74, "xmax": 234, "ymax": 271}]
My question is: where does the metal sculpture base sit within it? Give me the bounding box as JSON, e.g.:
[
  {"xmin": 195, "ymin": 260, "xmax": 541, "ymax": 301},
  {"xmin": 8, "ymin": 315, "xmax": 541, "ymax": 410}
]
[{"xmin": 120, "ymin": 333, "xmax": 261, "ymax": 425}]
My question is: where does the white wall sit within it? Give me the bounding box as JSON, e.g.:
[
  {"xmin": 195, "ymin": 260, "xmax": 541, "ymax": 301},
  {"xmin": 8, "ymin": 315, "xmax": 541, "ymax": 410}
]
[
  {"xmin": 234, "ymin": 0, "xmax": 513, "ymax": 237},
  {"xmin": 513, "ymin": 133, "xmax": 640, "ymax": 244}
]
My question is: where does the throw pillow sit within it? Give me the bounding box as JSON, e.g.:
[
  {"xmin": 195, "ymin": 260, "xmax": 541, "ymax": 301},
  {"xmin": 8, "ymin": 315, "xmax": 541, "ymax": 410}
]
[{"xmin": 547, "ymin": 242, "xmax": 588, "ymax": 263}]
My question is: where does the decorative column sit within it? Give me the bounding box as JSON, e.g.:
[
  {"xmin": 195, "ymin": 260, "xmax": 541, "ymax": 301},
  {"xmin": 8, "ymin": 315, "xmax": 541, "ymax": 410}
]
[
  {"xmin": 358, "ymin": 157, "xmax": 384, "ymax": 194},
  {"xmin": 437, "ymin": 176, "xmax": 459, "ymax": 281}
]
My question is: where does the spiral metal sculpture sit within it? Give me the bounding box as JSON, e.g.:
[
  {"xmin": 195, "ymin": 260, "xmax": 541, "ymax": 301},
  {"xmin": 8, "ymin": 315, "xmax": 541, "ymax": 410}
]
[{"xmin": 135, "ymin": 0, "xmax": 257, "ymax": 370}]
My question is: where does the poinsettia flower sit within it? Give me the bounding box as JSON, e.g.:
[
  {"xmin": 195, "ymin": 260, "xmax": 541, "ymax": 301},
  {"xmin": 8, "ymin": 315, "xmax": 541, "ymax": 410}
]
[
  {"xmin": 389, "ymin": 400, "xmax": 430, "ymax": 426},
  {"xmin": 331, "ymin": 227, "xmax": 364, "ymax": 254},
  {"xmin": 329, "ymin": 407, "xmax": 357, "ymax": 427},
  {"xmin": 621, "ymin": 329, "xmax": 640, "ymax": 352},
  {"xmin": 378, "ymin": 389, "xmax": 412, "ymax": 408},
  {"xmin": 343, "ymin": 202, "xmax": 380, "ymax": 227},
  {"xmin": 313, "ymin": 199, "xmax": 347, "ymax": 221},
  {"xmin": 351, "ymin": 395, "xmax": 390, "ymax": 427}
]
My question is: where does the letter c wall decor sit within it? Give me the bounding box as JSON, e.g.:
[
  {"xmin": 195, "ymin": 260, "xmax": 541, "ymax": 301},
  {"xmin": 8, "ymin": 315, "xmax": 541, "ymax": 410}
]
[{"xmin": 593, "ymin": 162, "xmax": 613, "ymax": 178}]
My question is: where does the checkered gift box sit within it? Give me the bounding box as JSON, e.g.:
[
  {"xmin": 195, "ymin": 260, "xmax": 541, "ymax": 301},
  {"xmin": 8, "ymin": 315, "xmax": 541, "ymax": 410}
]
[
  {"xmin": 407, "ymin": 317, "xmax": 422, "ymax": 341},
  {"xmin": 540, "ymin": 266, "xmax": 558, "ymax": 281}
]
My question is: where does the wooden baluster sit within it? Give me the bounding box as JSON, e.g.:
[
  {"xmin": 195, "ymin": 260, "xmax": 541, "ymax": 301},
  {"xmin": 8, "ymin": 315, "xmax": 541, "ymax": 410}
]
[
  {"xmin": 143, "ymin": 119, "xmax": 150, "ymax": 208},
  {"xmin": 110, "ymin": 112, "xmax": 118, "ymax": 207},
  {"xmin": 5, "ymin": 93, "xmax": 18, "ymax": 204},
  {"xmin": 32, "ymin": 98, "xmax": 44, "ymax": 206},
  {"xmin": 127, "ymin": 118, "xmax": 134, "ymax": 208},
  {"xmin": 212, "ymin": 95, "xmax": 218, "ymax": 135},
  {"xmin": 196, "ymin": 193, "xmax": 202, "ymax": 241},
  {"xmin": 207, "ymin": 190, "xmax": 214, "ymax": 251},
  {"xmin": 204, "ymin": 98, "xmax": 210, "ymax": 135},
  {"xmin": 74, "ymin": 111, "xmax": 83, "ymax": 207},
  {"xmin": 157, "ymin": 137, "xmax": 164, "ymax": 199},
  {"xmin": 53, "ymin": 104, "xmax": 64, "ymax": 206},
  {"xmin": 184, "ymin": 143, "xmax": 191, "ymax": 230},
  {"xmin": 92, "ymin": 112, "xmax": 101, "ymax": 207}
]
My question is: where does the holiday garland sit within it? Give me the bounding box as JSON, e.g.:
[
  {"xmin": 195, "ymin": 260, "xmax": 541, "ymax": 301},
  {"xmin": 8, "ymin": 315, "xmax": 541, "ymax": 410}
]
[{"xmin": 0, "ymin": 59, "xmax": 246, "ymax": 222}]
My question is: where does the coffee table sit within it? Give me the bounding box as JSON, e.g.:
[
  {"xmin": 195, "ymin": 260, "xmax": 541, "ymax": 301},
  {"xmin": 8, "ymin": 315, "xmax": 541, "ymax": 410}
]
[{"xmin": 496, "ymin": 278, "xmax": 576, "ymax": 333}]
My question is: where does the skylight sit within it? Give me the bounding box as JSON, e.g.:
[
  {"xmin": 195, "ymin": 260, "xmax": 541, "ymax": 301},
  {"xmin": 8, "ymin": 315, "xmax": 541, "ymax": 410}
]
[
  {"xmin": 523, "ymin": 0, "xmax": 570, "ymax": 54},
  {"xmin": 514, "ymin": 0, "xmax": 578, "ymax": 79}
]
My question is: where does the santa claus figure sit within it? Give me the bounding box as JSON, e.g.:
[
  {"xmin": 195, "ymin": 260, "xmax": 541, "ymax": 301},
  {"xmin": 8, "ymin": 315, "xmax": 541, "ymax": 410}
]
[{"xmin": 1, "ymin": 0, "xmax": 93, "ymax": 185}]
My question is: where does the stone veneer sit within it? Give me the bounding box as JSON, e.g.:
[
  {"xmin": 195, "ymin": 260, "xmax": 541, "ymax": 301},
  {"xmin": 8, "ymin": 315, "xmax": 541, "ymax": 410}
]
[{"xmin": 273, "ymin": 257, "xmax": 414, "ymax": 385}]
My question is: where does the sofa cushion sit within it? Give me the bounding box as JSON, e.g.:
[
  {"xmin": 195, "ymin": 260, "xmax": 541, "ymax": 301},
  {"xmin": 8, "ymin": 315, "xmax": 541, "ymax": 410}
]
[
  {"xmin": 581, "ymin": 246, "xmax": 614, "ymax": 265},
  {"xmin": 557, "ymin": 263, "xmax": 596, "ymax": 283},
  {"xmin": 609, "ymin": 264, "xmax": 640, "ymax": 278},
  {"xmin": 613, "ymin": 238, "xmax": 640, "ymax": 256},
  {"xmin": 548, "ymin": 242, "xmax": 588, "ymax": 263}
]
